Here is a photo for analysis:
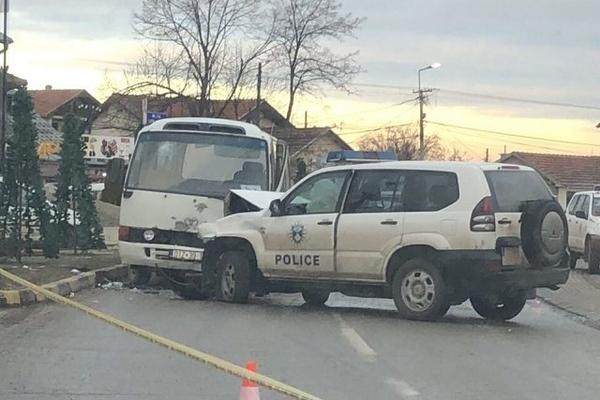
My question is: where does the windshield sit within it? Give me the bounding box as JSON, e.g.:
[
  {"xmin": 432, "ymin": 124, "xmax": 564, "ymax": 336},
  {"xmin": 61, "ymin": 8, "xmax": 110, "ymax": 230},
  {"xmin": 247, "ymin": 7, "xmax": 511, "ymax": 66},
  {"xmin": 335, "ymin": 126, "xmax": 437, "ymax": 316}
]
[
  {"xmin": 126, "ymin": 132, "xmax": 268, "ymax": 198},
  {"xmin": 485, "ymin": 170, "xmax": 554, "ymax": 212}
]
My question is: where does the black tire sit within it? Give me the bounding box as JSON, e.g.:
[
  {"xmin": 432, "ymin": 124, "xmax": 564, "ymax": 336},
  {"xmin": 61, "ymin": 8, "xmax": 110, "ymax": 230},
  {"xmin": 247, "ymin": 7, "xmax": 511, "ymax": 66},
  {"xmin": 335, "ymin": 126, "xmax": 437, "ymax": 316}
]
[
  {"xmin": 301, "ymin": 289, "xmax": 330, "ymax": 306},
  {"xmin": 470, "ymin": 294, "xmax": 526, "ymax": 321},
  {"xmin": 130, "ymin": 266, "xmax": 151, "ymax": 286},
  {"xmin": 216, "ymin": 250, "xmax": 251, "ymax": 303},
  {"xmin": 520, "ymin": 200, "xmax": 568, "ymax": 268},
  {"xmin": 568, "ymin": 251, "xmax": 579, "ymax": 270},
  {"xmin": 587, "ymin": 237, "xmax": 600, "ymax": 274},
  {"xmin": 391, "ymin": 258, "xmax": 448, "ymax": 321}
]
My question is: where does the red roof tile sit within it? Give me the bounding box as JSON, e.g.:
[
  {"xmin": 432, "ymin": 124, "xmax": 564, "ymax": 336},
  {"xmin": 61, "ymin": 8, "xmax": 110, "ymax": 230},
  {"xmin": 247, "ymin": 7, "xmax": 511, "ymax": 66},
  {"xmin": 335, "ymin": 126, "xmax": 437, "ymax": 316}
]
[{"xmin": 499, "ymin": 152, "xmax": 600, "ymax": 190}]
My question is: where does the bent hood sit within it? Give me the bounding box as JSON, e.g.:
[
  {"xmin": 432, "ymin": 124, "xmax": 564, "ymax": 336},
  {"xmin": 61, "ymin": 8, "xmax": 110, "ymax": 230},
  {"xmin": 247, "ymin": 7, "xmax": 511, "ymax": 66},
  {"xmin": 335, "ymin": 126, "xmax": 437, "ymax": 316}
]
[{"xmin": 229, "ymin": 189, "xmax": 282, "ymax": 209}]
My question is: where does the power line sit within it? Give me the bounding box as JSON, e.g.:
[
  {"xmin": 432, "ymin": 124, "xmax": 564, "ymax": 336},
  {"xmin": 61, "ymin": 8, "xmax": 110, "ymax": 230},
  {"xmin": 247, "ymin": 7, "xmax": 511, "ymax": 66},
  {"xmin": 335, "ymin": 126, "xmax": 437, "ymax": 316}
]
[
  {"xmin": 427, "ymin": 121, "xmax": 600, "ymax": 148},
  {"xmin": 437, "ymin": 89, "xmax": 600, "ymax": 111},
  {"xmin": 436, "ymin": 126, "xmax": 583, "ymax": 155},
  {"xmin": 341, "ymin": 81, "xmax": 600, "ymax": 111},
  {"xmin": 337, "ymin": 122, "xmax": 415, "ymax": 137},
  {"xmin": 309, "ymin": 97, "xmax": 418, "ymax": 125}
]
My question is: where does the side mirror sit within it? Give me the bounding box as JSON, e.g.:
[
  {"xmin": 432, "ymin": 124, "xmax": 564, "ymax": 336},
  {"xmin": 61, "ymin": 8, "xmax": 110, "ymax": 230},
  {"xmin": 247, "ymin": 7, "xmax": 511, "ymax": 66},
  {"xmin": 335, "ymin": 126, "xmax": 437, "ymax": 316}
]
[
  {"xmin": 269, "ymin": 199, "xmax": 283, "ymax": 216},
  {"xmin": 575, "ymin": 210, "xmax": 587, "ymax": 219}
]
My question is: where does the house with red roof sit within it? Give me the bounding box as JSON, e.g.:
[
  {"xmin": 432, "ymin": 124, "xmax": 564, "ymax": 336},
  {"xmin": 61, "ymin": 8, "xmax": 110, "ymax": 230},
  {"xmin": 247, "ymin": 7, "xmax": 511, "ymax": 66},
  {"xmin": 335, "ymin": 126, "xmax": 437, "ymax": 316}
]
[
  {"xmin": 29, "ymin": 85, "xmax": 101, "ymax": 132},
  {"xmin": 499, "ymin": 151, "xmax": 600, "ymax": 208}
]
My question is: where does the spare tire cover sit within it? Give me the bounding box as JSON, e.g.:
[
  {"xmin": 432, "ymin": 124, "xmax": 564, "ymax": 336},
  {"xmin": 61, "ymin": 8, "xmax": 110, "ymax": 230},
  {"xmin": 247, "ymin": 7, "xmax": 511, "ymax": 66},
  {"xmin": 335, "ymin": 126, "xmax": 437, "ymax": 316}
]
[{"xmin": 521, "ymin": 200, "xmax": 568, "ymax": 267}]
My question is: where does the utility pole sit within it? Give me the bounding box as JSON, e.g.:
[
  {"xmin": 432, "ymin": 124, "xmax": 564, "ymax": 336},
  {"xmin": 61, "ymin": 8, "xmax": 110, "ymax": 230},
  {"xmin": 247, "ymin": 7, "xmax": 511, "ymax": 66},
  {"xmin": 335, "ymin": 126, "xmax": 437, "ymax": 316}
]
[
  {"xmin": 485, "ymin": 148, "xmax": 489, "ymax": 162},
  {"xmin": 0, "ymin": 0, "xmax": 9, "ymax": 173},
  {"xmin": 415, "ymin": 63, "xmax": 441, "ymax": 159},
  {"xmin": 304, "ymin": 110, "xmax": 307, "ymax": 129},
  {"xmin": 255, "ymin": 62, "xmax": 262, "ymax": 125}
]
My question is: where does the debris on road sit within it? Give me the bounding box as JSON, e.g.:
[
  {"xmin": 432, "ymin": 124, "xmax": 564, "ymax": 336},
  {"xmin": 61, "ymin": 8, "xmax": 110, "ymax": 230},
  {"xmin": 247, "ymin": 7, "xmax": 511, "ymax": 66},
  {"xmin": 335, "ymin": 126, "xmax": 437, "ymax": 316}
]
[{"xmin": 100, "ymin": 281, "xmax": 125, "ymax": 290}]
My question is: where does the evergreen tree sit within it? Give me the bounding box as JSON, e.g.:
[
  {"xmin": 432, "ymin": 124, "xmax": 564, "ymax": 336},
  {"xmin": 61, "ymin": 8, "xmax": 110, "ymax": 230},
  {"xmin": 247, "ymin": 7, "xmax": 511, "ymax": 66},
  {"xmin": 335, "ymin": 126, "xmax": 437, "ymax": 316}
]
[
  {"xmin": 0, "ymin": 88, "xmax": 59, "ymax": 258},
  {"xmin": 55, "ymin": 114, "xmax": 105, "ymax": 250}
]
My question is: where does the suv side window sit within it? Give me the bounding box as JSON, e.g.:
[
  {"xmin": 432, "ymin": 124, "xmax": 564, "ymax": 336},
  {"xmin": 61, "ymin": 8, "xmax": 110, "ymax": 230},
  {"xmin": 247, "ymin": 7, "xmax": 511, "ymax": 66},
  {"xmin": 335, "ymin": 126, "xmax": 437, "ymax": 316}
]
[
  {"xmin": 343, "ymin": 170, "xmax": 405, "ymax": 213},
  {"xmin": 402, "ymin": 171, "xmax": 459, "ymax": 212},
  {"xmin": 283, "ymin": 171, "xmax": 349, "ymax": 215},
  {"xmin": 568, "ymin": 194, "xmax": 581, "ymax": 215}
]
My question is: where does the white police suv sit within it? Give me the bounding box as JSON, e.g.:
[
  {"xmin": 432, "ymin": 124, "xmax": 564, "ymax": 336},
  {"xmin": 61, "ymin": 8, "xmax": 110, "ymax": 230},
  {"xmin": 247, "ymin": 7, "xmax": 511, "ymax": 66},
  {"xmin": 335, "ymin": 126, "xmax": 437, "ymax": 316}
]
[
  {"xmin": 196, "ymin": 161, "xmax": 570, "ymax": 321},
  {"xmin": 566, "ymin": 190, "xmax": 600, "ymax": 273}
]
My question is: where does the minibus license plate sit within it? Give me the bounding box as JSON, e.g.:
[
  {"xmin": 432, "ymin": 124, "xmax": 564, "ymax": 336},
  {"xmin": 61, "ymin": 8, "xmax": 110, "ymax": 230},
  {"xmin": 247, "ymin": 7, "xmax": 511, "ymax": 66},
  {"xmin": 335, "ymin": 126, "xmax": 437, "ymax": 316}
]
[{"xmin": 170, "ymin": 249, "xmax": 202, "ymax": 261}]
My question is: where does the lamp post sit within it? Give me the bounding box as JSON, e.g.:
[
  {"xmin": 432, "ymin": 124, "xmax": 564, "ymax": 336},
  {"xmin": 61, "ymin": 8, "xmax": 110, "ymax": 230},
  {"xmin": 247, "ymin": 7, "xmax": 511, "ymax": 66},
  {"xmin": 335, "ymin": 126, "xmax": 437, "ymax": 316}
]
[
  {"xmin": 417, "ymin": 62, "xmax": 441, "ymax": 159},
  {"xmin": 0, "ymin": 0, "xmax": 9, "ymax": 175}
]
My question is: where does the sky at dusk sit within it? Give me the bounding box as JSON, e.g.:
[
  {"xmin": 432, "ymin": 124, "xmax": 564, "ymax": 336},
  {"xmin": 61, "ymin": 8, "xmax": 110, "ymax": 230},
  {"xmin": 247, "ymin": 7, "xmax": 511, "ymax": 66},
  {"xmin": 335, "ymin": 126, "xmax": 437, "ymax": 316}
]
[{"xmin": 6, "ymin": 0, "xmax": 600, "ymax": 159}]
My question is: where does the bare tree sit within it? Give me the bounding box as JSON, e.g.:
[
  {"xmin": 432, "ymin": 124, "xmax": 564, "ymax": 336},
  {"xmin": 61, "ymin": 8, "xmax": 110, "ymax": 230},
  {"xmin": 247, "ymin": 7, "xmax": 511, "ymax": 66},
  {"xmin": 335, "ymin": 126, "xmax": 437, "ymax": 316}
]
[
  {"xmin": 270, "ymin": 0, "xmax": 363, "ymax": 121},
  {"xmin": 130, "ymin": 0, "xmax": 276, "ymax": 116},
  {"xmin": 357, "ymin": 126, "xmax": 465, "ymax": 161}
]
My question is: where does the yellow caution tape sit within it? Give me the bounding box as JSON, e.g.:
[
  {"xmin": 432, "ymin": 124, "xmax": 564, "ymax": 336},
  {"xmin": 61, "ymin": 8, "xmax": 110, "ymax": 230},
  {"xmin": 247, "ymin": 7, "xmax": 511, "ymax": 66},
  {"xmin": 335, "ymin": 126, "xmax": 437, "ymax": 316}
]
[{"xmin": 0, "ymin": 268, "xmax": 322, "ymax": 400}]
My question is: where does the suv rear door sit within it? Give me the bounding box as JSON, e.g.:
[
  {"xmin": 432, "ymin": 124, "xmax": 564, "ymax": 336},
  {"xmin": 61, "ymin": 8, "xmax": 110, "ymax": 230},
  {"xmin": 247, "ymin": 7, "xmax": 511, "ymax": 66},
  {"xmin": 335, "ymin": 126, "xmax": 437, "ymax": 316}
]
[
  {"xmin": 336, "ymin": 169, "xmax": 406, "ymax": 280},
  {"xmin": 484, "ymin": 168, "xmax": 555, "ymax": 265}
]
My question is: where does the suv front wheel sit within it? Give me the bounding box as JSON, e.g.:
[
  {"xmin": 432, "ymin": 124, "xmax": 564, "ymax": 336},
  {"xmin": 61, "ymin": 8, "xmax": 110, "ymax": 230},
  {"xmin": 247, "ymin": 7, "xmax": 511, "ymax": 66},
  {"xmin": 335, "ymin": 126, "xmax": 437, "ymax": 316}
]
[
  {"xmin": 217, "ymin": 250, "xmax": 251, "ymax": 303},
  {"xmin": 470, "ymin": 293, "xmax": 526, "ymax": 321},
  {"xmin": 391, "ymin": 258, "xmax": 449, "ymax": 321}
]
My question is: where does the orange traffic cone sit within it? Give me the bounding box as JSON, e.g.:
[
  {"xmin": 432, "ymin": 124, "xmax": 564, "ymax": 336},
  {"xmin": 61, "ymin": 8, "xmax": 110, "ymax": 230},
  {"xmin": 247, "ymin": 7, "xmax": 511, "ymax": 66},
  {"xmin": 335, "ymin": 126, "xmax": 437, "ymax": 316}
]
[{"xmin": 240, "ymin": 361, "xmax": 260, "ymax": 400}]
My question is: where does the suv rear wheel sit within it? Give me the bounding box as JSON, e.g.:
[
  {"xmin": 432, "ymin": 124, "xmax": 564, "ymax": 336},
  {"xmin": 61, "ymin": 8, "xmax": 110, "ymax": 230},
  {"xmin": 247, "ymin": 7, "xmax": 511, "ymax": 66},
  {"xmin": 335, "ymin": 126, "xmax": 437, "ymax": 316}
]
[
  {"xmin": 301, "ymin": 289, "xmax": 330, "ymax": 306},
  {"xmin": 217, "ymin": 250, "xmax": 251, "ymax": 303},
  {"xmin": 470, "ymin": 293, "xmax": 526, "ymax": 321},
  {"xmin": 391, "ymin": 258, "xmax": 449, "ymax": 321}
]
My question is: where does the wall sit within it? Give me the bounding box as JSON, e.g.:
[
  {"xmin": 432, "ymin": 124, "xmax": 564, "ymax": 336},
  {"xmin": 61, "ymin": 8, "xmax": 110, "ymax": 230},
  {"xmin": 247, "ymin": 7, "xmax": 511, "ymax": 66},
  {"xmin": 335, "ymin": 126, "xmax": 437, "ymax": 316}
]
[
  {"xmin": 294, "ymin": 134, "xmax": 344, "ymax": 174},
  {"xmin": 557, "ymin": 188, "xmax": 568, "ymax": 209},
  {"xmin": 91, "ymin": 102, "xmax": 140, "ymax": 137}
]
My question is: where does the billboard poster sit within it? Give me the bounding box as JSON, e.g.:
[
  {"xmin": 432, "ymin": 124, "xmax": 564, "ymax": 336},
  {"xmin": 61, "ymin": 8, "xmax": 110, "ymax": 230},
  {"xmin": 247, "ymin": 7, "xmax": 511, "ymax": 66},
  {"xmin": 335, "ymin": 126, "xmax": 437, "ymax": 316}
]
[{"xmin": 83, "ymin": 135, "xmax": 133, "ymax": 160}]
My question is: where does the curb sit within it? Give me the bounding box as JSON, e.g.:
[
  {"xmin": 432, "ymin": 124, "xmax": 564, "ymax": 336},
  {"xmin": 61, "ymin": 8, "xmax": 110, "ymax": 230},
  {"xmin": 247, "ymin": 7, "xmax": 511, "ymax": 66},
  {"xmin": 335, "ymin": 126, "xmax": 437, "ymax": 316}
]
[{"xmin": 0, "ymin": 264, "xmax": 129, "ymax": 307}]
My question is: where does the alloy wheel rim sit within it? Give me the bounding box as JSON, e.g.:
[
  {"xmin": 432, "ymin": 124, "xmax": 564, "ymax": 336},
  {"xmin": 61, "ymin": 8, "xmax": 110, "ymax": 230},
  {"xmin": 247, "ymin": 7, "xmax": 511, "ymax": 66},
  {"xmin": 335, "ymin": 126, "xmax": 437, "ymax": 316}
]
[{"xmin": 400, "ymin": 270, "xmax": 436, "ymax": 312}]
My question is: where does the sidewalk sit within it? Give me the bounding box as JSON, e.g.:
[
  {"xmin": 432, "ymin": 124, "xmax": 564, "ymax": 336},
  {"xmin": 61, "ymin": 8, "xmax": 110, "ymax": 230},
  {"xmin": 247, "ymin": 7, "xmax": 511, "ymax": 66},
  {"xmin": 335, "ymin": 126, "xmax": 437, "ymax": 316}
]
[
  {"xmin": 539, "ymin": 262, "xmax": 600, "ymax": 327},
  {"xmin": 0, "ymin": 250, "xmax": 120, "ymax": 290}
]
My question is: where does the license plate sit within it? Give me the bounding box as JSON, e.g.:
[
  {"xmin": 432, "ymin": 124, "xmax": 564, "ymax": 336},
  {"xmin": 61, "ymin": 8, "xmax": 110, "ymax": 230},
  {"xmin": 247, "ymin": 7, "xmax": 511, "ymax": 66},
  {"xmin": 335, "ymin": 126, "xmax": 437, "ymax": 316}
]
[{"xmin": 170, "ymin": 249, "xmax": 203, "ymax": 261}]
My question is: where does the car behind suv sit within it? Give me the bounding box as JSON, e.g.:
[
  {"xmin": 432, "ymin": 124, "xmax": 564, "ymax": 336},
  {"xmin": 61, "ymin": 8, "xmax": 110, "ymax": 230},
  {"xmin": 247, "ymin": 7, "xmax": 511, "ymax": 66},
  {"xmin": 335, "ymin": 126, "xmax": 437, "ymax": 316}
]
[
  {"xmin": 197, "ymin": 161, "xmax": 570, "ymax": 321},
  {"xmin": 566, "ymin": 190, "xmax": 600, "ymax": 273}
]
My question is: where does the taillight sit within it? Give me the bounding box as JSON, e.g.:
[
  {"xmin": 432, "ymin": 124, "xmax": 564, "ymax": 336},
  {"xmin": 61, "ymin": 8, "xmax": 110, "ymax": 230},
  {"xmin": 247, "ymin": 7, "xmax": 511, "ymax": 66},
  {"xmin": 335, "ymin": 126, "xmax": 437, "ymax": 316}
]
[
  {"xmin": 118, "ymin": 226, "xmax": 130, "ymax": 241},
  {"xmin": 471, "ymin": 196, "xmax": 495, "ymax": 232}
]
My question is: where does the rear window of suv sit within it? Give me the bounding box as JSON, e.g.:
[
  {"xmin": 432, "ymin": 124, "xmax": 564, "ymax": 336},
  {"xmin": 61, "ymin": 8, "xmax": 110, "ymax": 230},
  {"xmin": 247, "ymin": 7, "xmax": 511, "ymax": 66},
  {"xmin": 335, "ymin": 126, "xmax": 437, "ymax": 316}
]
[{"xmin": 484, "ymin": 170, "xmax": 553, "ymax": 212}]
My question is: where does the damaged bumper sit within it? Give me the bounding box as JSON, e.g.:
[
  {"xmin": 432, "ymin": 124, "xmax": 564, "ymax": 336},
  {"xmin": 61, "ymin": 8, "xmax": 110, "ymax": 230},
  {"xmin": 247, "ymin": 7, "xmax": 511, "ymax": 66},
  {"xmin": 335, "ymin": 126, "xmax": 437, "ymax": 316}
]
[{"xmin": 119, "ymin": 241, "xmax": 203, "ymax": 272}]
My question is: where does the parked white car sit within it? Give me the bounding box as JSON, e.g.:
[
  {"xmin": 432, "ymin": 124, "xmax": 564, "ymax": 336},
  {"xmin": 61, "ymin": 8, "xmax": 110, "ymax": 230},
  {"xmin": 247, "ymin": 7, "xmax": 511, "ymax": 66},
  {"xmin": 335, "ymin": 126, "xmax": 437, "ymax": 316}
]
[
  {"xmin": 193, "ymin": 161, "xmax": 570, "ymax": 321},
  {"xmin": 566, "ymin": 191, "xmax": 600, "ymax": 273}
]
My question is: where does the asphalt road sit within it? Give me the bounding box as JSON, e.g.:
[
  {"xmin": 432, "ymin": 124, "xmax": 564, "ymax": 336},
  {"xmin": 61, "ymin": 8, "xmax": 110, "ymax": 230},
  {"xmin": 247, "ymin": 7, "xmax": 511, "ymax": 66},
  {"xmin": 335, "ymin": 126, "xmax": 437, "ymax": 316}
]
[{"xmin": 1, "ymin": 289, "xmax": 599, "ymax": 400}]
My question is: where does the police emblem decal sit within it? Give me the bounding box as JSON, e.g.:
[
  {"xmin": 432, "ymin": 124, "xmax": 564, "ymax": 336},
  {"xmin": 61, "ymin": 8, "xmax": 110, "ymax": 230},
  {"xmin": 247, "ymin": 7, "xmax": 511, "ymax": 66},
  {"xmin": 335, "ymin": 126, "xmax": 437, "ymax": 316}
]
[{"xmin": 290, "ymin": 223, "xmax": 306, "ymax": 244}]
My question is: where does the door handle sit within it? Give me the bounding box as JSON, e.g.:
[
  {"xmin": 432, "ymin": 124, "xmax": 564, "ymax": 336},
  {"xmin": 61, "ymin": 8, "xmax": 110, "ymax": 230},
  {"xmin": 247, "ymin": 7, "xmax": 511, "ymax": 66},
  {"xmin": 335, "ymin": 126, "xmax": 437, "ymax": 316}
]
[
  {"xmin": 380, "ymin": 220, "xmax": 398, "ymax": 225},
  {"xmin": 497, "ymin": 218, "xmax": 512, "ymax": 225},
  {"xmin": 317, "ymin": 220, "xmax": 333, "ymax": 225}
]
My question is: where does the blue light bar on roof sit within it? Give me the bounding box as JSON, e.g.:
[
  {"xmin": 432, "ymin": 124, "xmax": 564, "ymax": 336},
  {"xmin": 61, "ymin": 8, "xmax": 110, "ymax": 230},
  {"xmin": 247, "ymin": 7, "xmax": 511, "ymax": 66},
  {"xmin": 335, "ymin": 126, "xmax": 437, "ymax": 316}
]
[{"xmin": 326, "ymin": 150, "xmax": 397, "ymax": 163}]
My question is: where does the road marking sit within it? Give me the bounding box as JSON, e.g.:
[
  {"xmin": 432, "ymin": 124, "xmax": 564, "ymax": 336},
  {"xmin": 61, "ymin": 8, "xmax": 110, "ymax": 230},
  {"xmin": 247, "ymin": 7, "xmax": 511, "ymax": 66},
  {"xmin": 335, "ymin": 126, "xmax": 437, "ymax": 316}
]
[
  {"xmin": 385, "ymin": 377, "xmax": 420, "ymax": 398},
  {"xmin": 333, "ymin": 312, "xmax": 377, "ymax": 362},
  {"xmin": 0, "ymin": 268, "xmax": 321, "ymax": 400}
]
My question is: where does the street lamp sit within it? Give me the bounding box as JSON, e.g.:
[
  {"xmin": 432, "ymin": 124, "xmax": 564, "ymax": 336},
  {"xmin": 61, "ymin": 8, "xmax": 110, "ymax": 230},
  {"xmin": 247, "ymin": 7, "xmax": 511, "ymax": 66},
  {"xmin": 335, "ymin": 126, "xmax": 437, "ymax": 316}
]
[{"xmin": 417, "ymin": 62, "xmax": 441, "ymax": 159}]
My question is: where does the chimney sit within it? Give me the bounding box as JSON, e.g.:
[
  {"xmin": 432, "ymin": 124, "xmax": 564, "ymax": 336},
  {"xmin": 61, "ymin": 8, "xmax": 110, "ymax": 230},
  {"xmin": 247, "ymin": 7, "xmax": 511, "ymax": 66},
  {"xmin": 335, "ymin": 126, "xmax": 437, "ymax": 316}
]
[{"xmin": 45, "ymin": 84, "xmax": 52, "ymax": 90}]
